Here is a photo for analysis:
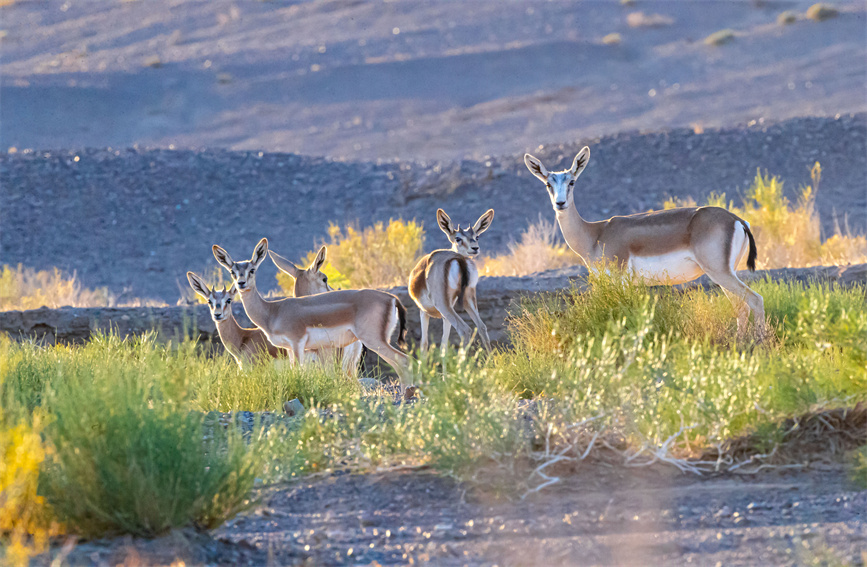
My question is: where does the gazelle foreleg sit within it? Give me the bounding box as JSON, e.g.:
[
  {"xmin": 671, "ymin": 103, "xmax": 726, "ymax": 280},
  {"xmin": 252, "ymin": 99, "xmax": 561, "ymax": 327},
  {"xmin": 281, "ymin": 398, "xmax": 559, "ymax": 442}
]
[{"xmin": 341, "ymin": 341, "xmax": 364, "ymax": 377}]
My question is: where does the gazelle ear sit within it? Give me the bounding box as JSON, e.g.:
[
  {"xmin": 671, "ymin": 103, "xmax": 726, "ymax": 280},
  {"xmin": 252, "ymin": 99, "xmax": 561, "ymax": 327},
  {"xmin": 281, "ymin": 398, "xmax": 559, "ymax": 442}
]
[
  {"xmin": 472, "ymin": 209, "xmax": 495, "ymax": 235},
  {"xmin": 269, "ymin": 249, "xmax": 302, "ymax": 278},
  {"xmin": 524, "ymin": 154, "xmax": 549, "ymax": 182},
  {"xmin": 312, "ymin": 245, "xmax": 327, "ymax": 272},
  {"xmin": 570, "ymin": 146, "xmax": 590, "ymax": 178},
  {"xmin": 436, "ymin": 209, "xmax": 454, "ymax": 236},
  {"xmin": 252, "ymin": 238, "xmax": 268, "ymax": 266},
  {"xmin": 212, "ymin": 245, "xmax": 234, "ymax": 271},
  {"xmin": 186, "ymin": 271, "xmax": 210, "ymax": 299}
]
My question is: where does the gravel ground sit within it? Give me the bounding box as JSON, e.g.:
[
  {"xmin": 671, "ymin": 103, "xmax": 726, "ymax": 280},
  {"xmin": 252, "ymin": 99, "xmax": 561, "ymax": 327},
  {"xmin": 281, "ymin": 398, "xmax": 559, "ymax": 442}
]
[
  {"xmin": 2, "ymin": 113, "xmax": 865, "ymax": 303},
  {"xmin": 37, "ymin": 467, "xmax": 866, "ymax": 566}
]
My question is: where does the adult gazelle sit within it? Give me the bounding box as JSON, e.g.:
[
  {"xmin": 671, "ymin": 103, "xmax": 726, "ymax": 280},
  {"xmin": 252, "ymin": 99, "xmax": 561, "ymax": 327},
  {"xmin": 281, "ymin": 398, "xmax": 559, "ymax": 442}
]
[{"xmin": 525, "ymin": 147, "xmax": 764, "ymax": 334}]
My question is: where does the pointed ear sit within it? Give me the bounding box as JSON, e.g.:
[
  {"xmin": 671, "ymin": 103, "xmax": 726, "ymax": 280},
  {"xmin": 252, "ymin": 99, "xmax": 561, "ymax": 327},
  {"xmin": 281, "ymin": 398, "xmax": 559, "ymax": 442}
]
[
  {"xmin": 472, "ymin": 209, "xmax": 495, "ymax": 235},
  {"xmin": 252, "ymin": 238, "xmax": 268, "ymax": 267},
  {"xmin": 186, "ymin": 271, "xmax": 210, "ymax": 299},
  {"xmin": 524, "ymin": 154, "xmax": 549, "ymax": 182},
  {"xmin": 269, "ymin": 249, "xmax": 302, "ymax": 278},
  {"xmin": 212, "ymin": 245, "xmax": 234, "ymax": 271},
  {"xmin": 570, "ymin": 146, "xmax": 590, "ymax": 178},
  {"xmin": 436, "ymin": 209, "xmax": 454, "ymax": 236},
  {"xmin": 312, "ymin": 245, "xmax": 327, "ymax": 272}
]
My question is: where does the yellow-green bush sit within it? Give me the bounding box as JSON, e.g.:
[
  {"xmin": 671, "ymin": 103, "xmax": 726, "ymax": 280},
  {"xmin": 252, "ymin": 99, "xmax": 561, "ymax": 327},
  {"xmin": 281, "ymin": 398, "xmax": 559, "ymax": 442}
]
[
  {"xmin": 277, "ymin": 219, "xmax": 424, "ymax": 292},
  {"xmin": 664, "ymin": 163, "xmax": 867, "ymax": 269},
  {"xmin": 479, "ymin": 218, "xmax": 574, "ymax": 277},
  {"xmin": 0, "ymin": 413, "xmax": 63, "ymax": 567},
  {"xmin": 0, "ymin": 264, "xmax": 113, "ymax": 311}
]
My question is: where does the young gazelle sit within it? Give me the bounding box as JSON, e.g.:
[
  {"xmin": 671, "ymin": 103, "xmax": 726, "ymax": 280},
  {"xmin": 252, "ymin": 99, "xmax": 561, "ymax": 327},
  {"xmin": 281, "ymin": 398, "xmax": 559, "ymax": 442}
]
[
  {"xmin": 268, "ymin": 245, "xmax": 365, "ymax": 376},
  {"xmin": 186, "ymin": 272, "xmax": 282, "ymax": 368},
  {"xmin": 212, "ymin": 238, "xmax": 412, "ymax": 387},
  {"xmin": 524, "ymin": 146, "xmax": 765, "ymax": 334},
  {"xmin": 409, "ymin": 209, "xmax": 494, "ymax": 355}
]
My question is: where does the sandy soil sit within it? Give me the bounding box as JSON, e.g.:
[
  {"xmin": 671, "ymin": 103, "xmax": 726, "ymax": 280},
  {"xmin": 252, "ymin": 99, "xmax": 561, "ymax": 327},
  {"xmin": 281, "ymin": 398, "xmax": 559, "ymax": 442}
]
[
  {"xmin": 37, "ymin": 466, "xmax": 867, "ymax": 566},
  {"xmin": 1, "ymin": 0, "xmax": 865, "ymax": 161}
]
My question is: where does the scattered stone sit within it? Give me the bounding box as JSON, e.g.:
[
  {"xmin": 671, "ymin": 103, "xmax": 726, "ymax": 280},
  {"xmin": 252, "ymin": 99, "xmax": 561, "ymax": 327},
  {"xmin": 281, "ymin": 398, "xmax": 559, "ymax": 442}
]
[
  {"xmin": 283, "ymin": 398, "xmax": 305, "ymax": 417},
  {"xmin": 777, "ymin": 10, "xmax": 798, "ymax": 25}
]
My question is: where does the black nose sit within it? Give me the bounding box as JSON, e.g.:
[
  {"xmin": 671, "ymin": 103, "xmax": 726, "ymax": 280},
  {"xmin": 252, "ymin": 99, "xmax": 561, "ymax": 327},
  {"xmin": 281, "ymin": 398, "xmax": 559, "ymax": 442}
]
[
  {"xmin": 472, "ymin": 247, "xmax": 479, "ymax": 252},
  {"xmin": 556, "ymin": 201, "xmax": 566, "ymax": 208}
]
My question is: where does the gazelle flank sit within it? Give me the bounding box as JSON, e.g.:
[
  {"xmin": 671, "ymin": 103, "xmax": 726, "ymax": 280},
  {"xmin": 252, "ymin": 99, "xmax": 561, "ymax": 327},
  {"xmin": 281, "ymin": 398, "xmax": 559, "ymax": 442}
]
[
  {"xmin": 186, "ymin": 272, "xmax": 282, "ymax": 368},
  {"xmin": 269, "ymin": 245, "xmax": 365, "ymax": 376},
  {"xmin": 212, "ymin": 238, "xmax": 412, "ymax": 387},
  {"xmin": 409, "ymin": 208, "xmax": 494, "ymax": 355},
  {"xmin": 524, "ymin": 146, "xmax": 765, "ymax": 335}
]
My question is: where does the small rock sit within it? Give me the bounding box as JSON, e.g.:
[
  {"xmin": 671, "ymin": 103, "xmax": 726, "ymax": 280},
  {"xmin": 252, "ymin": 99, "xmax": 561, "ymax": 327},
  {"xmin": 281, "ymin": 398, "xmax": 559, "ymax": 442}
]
[{"xmin": 283, "ymin": 398, "xmax": 305, "ymax": 417}]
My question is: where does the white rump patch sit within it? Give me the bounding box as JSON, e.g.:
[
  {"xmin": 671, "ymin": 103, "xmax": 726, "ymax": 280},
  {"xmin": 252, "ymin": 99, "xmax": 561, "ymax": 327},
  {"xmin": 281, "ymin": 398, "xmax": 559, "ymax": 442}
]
[
  {"xmin": 730, "ymin": 222, "xmax": 749, "ymax": 271},
  {"xmin": 447, "ymin": 260, "xmax": 462, "ymax": 289},
  {"xmin": 627, "ymin": 251, "xmax": 703, "ymax": 285}
]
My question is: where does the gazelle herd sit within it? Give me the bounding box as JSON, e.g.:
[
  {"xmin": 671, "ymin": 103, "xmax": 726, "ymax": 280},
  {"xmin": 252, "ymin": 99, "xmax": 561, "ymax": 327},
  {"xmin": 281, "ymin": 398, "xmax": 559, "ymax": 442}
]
[{"xmin": 188, "ymin": 145, "xmax": 765, "ymax": 397}]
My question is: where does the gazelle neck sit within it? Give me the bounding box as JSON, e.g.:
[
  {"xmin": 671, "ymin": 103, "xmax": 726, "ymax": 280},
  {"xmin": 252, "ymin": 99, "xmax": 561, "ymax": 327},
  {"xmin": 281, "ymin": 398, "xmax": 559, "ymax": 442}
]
[
  {"xmin": 555, "ymin": 196, "xmax": 599, "ymax": 264},
  {"xmin": 214, "ymin": 310, "xmax": 243, "ymax": 351},
  {"xmin": 236, "ymin": 281, "xmax": 274, "ymax": 331}
]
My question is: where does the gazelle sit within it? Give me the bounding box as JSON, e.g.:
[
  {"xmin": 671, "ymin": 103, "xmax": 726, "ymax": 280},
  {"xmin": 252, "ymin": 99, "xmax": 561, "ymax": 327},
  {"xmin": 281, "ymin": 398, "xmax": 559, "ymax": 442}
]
[
  {"xmin": 186, "ymin": 272, "xmax": 282, "ymax": 368},
  {"xmin": 524, "ymin": 146, "xmax": 765, "ymax": 334},
  {"xmin": 212, "ymin": 238, "xmax": 412, "ymax": 387},
  {"xmin": 409, "ymin": 208, "xmax": 494, "ymax": 355},
  {"xmin": 268, "ymin": 245, "xmax": 365, "ymax": 376}
]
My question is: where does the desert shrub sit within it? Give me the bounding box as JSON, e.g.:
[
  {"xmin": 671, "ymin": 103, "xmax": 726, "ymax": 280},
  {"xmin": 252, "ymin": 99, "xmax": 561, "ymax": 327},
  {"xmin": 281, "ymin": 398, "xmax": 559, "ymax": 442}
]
[
  {"xmin": 277, "ymin": 219, "xmax": 424, "ymax": 292},
  {"xmin": 0, "ymin": 335, "xmax": 262, "ymax": 539},
  {"xmin": 0, "ymin": 264, "xmax": 113, "ymax": 311},
  {"xmin": 805, "ymin": 3, "xmax": 838, "ymax": 21},
  {"xmin": 479, "ymin": 218, "xmax": 573, "ymax": 277},
  {"xmin": 777, "ymin": 10, "xmax": 798, "ymax": 24},
  {"xmin": 626, "ymin": 11, "xmax": 674, "ymax": 27},
  {"xmin": 0, "ymin": 413, "xmax": 64, "ymax": 567},
  {"xmin": 664, "ymin": 164, "xmax": 867, "ymax": 269},
  {"xmin": 602, "ymin": 33, "xmax": 622, "ymax": 45},
  {"xmin": 704, "ymin": 29, "xmax": 736, "ymax": 46}
]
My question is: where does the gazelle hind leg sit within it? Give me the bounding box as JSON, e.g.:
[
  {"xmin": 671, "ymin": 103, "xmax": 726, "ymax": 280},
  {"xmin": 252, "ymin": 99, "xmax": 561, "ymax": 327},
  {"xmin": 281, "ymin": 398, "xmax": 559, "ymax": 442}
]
[
  {"xmin": 341, "ymin": 341, "xmax": 364, "ymax": 377},
  {"xmin": 363, "ymin": 338, "xmax": 410, "ymax": 388},
  {"xmin": 705, "ymin": 270, "xmax": 765, "ymax": 335},
  {"xmin": 420, "ymin": 311, "xmax": 431, "ymax": 353},
  {"xmin": 441, "ymin": 318, "xmax": 452, "ymax": 358},
  {"xmin": 720, "ymin": 288, "xmax": 750, "ymax": 337},
  {"xmin": 463, "ymin": 288, "xmax": 491, "ymax": 352}
]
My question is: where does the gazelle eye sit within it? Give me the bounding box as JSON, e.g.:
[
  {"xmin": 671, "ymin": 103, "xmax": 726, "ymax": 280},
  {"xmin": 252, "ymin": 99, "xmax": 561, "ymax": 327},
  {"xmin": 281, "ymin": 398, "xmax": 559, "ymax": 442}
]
[
  {"xmin": 322, "ymin": 275, "xmax": 328, "ymax": 283},
  {"xmin": 226, "ymin": 299, "xmax": 231, "ymax": 304},
  {"xmin": 249, "ymin": 269, "xmax": 255, "ymax": 274}
]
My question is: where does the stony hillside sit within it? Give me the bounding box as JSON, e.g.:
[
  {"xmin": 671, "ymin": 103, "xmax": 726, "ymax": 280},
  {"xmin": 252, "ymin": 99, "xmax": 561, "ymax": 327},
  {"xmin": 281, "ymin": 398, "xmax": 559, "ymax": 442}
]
[{"xmin": 2, "ymin": 113, "xmax": 865, "ymax": 303}]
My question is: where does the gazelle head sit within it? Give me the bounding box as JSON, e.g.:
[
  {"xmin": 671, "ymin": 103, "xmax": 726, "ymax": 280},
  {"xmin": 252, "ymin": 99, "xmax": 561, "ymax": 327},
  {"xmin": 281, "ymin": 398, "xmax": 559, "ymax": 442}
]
[
  {"xmin": 437, "ymin": 208, "xmax": 495, "ymax": 258},
  {"xmin": 269, "ymin": 245, "xmax": 332, "ymax": 297},
  {"xmin": 212, "ymin": 238, "xmax": 269, "ymax": 292},
  {"xmin": 524, "ymin": 146, "xmax": 590, "ymax": 212},
  {"xmin": 186, "ymin": 271, "xmax": 238, "ymax": 322}
]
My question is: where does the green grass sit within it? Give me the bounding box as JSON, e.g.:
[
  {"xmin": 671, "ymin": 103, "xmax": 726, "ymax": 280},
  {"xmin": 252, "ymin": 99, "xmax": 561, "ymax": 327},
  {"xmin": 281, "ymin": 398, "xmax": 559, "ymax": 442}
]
[{"xmin": 1, "ymin": 276, "xmax": 865, "ymax": 547}]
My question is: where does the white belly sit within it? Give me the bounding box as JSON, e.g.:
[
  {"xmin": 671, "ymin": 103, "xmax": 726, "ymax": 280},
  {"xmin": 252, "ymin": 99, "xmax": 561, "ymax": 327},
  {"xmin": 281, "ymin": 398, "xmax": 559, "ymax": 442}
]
[
  {"xmin": 304, "ymin": 325, "xmax": 357, "ymax": 350},
  {"xmin": 627, "ymin": 251, "xmax": 703, "ymax": 285}
]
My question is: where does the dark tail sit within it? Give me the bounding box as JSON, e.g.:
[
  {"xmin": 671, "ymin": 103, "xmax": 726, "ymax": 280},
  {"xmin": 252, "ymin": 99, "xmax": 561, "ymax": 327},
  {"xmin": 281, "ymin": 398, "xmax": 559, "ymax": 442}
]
[
  {"xmin": 744, "ymin": 222, "xmax": 757, "ymax": 271},
  {"xmin": 450, "ymin": 258, "xmax": 471, "ymax": 310},
  {"xmin": 395, "ymin": 299, "xmax": 408, "ymax": 349}
]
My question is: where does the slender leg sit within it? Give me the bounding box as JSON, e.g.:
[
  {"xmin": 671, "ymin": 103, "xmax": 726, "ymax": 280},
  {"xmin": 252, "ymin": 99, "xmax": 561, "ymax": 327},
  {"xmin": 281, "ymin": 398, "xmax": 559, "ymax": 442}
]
[
  {"xmin": 341, "ymin": 341, "xmax": 364, "ymax": 377},
  {"xmin": 463, "ymin": 288, "xmax": 491, "ymax": 352},
  {"xmin": 420, "ymin": 311, "xmax": 431, "ymax": 353},
  {"xmin": 704, "ymin": 270, "xmax": 765, "ymax": 336},
  {"xmin": 291, "ymin": 337, "xmax": 308, "ymax": 367},
  {"xmin": 721, "ymin": 288, "xmax": 750, "ymax": 337},
  {"xmin": 363, "ymin": 339, "xmax": 411, "ymax": 388},
  {"xmin": 441, "ymin": 318, "xmax": 452, "ymax": 358}
]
